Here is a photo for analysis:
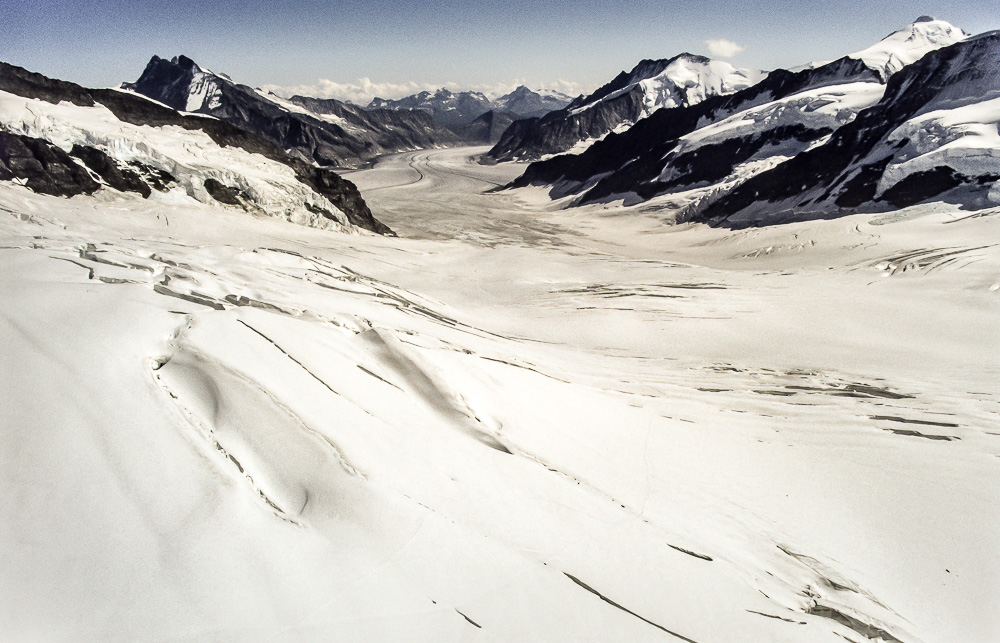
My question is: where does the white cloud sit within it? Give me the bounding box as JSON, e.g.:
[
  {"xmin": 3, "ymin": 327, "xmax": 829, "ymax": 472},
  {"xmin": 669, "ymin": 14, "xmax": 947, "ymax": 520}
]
[
  {"xmin": 532, "ymin": 79, "xmax": 592, "ymax": 99},
  {"xmin": 260, "ymin": 78, "xmax": 460, "ymax": 105},
  {"xmin": 261, "ymin": 77, "xmax": 593, "ymax": 105},
  {"xmin": 704, "ymin": 39, "xmax": 745, "ymax": 59}
]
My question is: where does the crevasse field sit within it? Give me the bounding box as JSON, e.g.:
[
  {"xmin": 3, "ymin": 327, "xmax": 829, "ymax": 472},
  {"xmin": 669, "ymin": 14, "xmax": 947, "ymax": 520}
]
[{"xmin": 1, "ymin": 147, "xmax": 998, "ymax": 642}]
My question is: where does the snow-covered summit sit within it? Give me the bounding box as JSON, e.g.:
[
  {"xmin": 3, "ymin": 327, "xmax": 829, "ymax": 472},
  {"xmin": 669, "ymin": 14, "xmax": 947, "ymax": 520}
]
[
  {"xmin": 534, "ymin": 88, "xmax": 575, "ymax": 101},
  {"xmin": 569, "ymin": 53, "xmax": 766, "ymax": 117},
  {"xmin": 848, "ymin": 16, "xmax": 968, "ymax": 80}
]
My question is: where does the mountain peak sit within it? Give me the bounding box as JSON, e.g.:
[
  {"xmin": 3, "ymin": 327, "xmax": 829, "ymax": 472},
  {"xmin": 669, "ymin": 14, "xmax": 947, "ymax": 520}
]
[
  {"xmin": 169, "ymin": 55, "xmax": 201, "ymax": 71},
  {"xmin": 672, "ymin": 52, "xmax": 712, "ymax": 64},
  {"xmin": 850, "ymin": 17, "xmax": 968, "ymax": 79}
]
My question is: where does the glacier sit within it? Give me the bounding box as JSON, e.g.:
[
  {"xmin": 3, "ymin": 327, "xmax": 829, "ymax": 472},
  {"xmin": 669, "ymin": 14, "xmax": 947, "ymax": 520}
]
[{"xmin": 1, "ymin": 145, "xmax": 997, "ymax": 642}]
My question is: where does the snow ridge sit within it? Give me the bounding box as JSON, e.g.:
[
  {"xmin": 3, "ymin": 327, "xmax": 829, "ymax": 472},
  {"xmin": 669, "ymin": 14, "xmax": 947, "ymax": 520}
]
[
  {"xmin": 849, "ymin": 16, "xmax": 969, "ymax": 80},
  {"xmin": 570, "ymin": 54, "xmax": 766, "ymax": 118}
]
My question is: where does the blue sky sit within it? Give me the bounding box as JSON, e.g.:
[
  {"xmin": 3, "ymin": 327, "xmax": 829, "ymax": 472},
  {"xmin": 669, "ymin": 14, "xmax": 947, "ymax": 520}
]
[{"xmin": 3, "ymin": 1, "xmax": 998, "ymax": 102}]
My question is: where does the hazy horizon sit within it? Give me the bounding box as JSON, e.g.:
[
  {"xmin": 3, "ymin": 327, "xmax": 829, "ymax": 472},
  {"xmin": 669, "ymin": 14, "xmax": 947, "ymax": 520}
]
[{"xmin": 5, "ymin": 1, "xmax": 999, "ymax": 104}]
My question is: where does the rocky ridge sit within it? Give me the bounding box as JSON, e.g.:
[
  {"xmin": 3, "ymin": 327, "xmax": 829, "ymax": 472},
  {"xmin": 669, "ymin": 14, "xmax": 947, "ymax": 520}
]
[{"xmin": 0, "ymin": 60, "xmax": 391, "ymax": 234}]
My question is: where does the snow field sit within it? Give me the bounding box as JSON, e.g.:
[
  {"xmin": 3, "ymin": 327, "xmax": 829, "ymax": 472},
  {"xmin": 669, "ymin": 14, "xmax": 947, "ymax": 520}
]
[{"xmin": 1, "ymin": 146, "xmax": 998, "ymax": 641}]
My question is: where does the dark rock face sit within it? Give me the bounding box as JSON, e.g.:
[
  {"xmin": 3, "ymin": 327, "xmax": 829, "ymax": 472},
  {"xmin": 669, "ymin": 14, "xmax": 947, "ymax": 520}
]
[
  {"xmin": 203, "ymin": 178, "xmax": 245, "ymax": 207},
  {"xmin": 286, "ymin": 94, "xmax": 461, "ymax": 156},
  {"xmin": 0, "ymin": 60, "xmax": 391, "ymax": 234},
  {"xmin": 71, "ymin": 144, "xmax": 152, "ymax": 198},
  {"xmin": 489, "ymin": 88, "xmax": 646, "ymax": 162},
  {"xmin": 512, "ymin": 34, "xmax": 1000, "ymax": 225},
  {"xmin": 451, "ymin": 111, "xmax": 517, "ymax": 145},
  {"xmin": 585, "ymin": 124, "xmax": 834, "ymax": 204},
  {"xmin": 0, "ymin": 132, "xmax": 99, "ymax": 197},
  {"xmin": 0, "ymin": 61, "xmax": 95, "ymax": 107},
  {"xmin": 122, "ymin": 54, "xmax": 199, "ymax": 111},
  {"xmin": 290, "ymin": 160, "xmax": 393, "ymax": 235},
  {"xmin": 878, "ymin": 167, "xmax": 967, "ymax": 207},
  {"xmin": 129, "ymin": 162, "xmax": 177, "ymax": 192},
  {"xmin": 124, "ymin": 55, "xmax": 459, "ymax": 168}
]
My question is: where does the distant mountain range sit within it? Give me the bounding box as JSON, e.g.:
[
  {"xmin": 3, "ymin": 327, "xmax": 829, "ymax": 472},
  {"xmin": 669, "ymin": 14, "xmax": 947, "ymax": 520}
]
[
  {"xmin": 123, "ymin": 55, "xmax": 462, "ymax": 169},
  {"xmin": 500, "ymin": 17, "xmax": 1000, "ymax": 225},
  {"xmin": 0, "ymin": 60, "xmax": 391, "ymax": 234},
  {"xmin": 122, "ymin": 57, "xmax": 572, "ymax": 161},
  {"xmin": 367, "ymin": 86, "xmax": 572, "ymax": 128}
]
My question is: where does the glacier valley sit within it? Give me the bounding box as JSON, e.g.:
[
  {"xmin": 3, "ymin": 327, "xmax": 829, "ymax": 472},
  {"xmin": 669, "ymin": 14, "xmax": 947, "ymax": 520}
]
[{"xmin": 1, "ymin": 145, "xmax": 997, "ymax": 642}]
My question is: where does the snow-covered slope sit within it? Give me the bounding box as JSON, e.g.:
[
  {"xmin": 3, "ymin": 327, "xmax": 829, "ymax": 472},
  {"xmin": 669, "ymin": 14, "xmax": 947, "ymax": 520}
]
[
  {"xmin": 848, "ymin": 16, "xmax": 968, "ymax": 80},
  {"xmin": 487, "ymin": 54, "xmax": 765, "ymax": 162},
  {"xmin": 878, "ymin": 96, "xmax": 1000, "ymax": 202},
  {"xmin": 0, "ymin": 61, "xmax": 390, "ymax": 233},
  {"xmin": 569, "ymin": 54, "xmax": 765, "ymax": 118},
  {"xmin": 503, "ymin": 20, "xmax": 999, "ymax": 225},
  {"xmin": 0, "ymin": 90, "xmax": 359, "ymax": 228},
  {"xmin": 699, "ymin": 29, "xmax": 1000, "ymax": 224},
  {"xmin": 504, "ymin": 55, "xmax": 882, "ymax": 202}
]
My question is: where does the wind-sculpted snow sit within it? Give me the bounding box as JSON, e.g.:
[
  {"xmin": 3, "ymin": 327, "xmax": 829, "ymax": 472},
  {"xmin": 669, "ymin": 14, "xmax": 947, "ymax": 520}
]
[{"xmin": 2, "ymin": 146, "xmax": 997, "ymax": 641}]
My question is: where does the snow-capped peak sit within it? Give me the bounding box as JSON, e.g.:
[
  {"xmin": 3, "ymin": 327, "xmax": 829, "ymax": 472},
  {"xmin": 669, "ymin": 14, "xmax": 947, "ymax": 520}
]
[
  {"xmin": 849, "ymin": 17, "xmax": 969, "ymax": 80},
  {"xmin": 571, "ymin": 53, "xmax": 765, "ymax": 118},
  {"xmin": 122, "ymin": 55, "xmax": 226, "ymax": 113},
  {"xmin": 638, "ymin": 55, "xmax": 766, "ymax": 115},
  {"xmin": 492, "ymin": 86, "xmax": 572, "ymax": 115}
]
